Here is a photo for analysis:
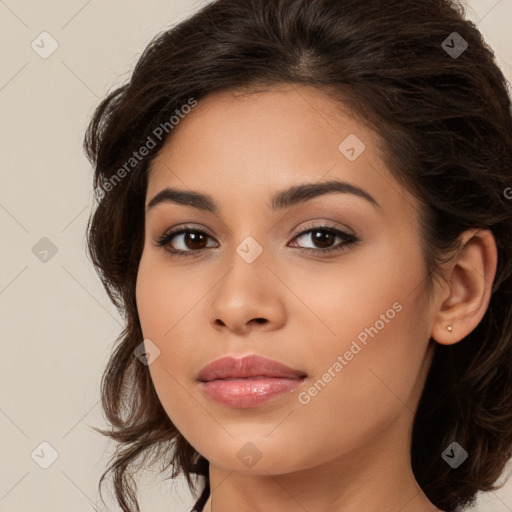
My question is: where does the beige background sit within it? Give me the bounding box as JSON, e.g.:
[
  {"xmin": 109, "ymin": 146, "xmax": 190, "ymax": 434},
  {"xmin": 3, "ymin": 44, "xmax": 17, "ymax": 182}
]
[{"xmin": 0, "ymin": 0, "xmax": 511, "ymax": 510}]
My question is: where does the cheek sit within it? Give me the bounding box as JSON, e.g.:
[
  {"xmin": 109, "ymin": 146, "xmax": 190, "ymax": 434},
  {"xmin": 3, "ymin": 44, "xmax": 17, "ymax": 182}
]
[
  {"xmin": 135, "ymin": 252, "xmax": 218, "ymax": 435},
  {"xmin": 284, "ymin": 237, "xmax": 426, "ymax": 353},
  {"xmin": 136, "ymin": 252, "xmax": 199, "ymax": 341},
  {"xmin": 283, "ymin": 242, "xmax": 431, "ymax": 419}
]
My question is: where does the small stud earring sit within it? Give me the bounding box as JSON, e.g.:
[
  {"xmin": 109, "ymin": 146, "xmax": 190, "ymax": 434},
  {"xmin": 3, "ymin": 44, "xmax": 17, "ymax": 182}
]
[{"xmin": 447, "ymin": 325, "xmax": 453, "ymax": 332}]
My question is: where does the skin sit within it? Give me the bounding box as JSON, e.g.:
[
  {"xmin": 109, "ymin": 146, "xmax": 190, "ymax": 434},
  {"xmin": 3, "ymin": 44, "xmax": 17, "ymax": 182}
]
[{"xmin": 135, "ymin": 84, "xmax": 497, "ymax": 512}]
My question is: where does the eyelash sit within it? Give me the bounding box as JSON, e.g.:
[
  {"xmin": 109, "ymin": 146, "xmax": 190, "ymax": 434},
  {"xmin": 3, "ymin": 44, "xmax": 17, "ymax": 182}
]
[{"xmin": 153, "ymin": 223, "xmax": 359, "ymax": 258}]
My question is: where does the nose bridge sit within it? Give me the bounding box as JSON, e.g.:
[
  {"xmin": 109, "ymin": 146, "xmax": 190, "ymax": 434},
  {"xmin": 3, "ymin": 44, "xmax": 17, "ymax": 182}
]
[{"xmin": 219, "ymin": 233, "xmax": 270, "ymax": 301}]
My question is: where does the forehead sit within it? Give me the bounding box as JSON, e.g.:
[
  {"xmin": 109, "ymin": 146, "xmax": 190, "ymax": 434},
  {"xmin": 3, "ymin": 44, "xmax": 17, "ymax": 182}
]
[{"xmin": 146, "ymin": 85, "xmax": 408, "ymax": 217}]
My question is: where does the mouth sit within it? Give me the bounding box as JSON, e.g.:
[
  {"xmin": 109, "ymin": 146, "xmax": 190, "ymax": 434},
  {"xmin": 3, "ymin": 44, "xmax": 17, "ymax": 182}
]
[{"xmin": 197, "ymin": 354, "xmax": 307, "ymax": 408}]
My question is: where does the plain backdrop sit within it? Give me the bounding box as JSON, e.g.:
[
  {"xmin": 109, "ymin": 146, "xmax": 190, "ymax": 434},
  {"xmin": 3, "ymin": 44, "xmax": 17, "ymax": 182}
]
[{"xmin": 0, "ymin": 0, "xmax": 511, "ymax": 511}]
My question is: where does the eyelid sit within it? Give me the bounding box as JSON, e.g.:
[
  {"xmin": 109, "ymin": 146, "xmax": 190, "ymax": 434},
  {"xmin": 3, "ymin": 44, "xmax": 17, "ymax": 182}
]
[
  {"xmin": 291, "ymin": 219, "xmax": 357, "ymax": 238},
  {"xmin": 153, "ymin": 224, "xmax": 218, "ymax": 248}
]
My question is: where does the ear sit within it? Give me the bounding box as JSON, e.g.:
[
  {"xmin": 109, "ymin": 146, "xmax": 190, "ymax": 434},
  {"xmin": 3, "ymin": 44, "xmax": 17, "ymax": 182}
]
[{"xmin": 431, "ymin": 229, "xmax": 498, "ymax": 346}]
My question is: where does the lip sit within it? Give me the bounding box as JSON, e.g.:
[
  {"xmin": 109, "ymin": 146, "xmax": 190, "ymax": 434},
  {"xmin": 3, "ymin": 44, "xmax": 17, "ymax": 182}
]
[{"xmin": 197, "ymin": 354, "xmax": 307, "ymax": 408}]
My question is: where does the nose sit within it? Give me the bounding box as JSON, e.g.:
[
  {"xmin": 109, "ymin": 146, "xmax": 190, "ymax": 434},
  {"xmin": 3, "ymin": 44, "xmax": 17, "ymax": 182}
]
[{"xmin": 207, "ymin": 250, "xmax": 287, "ymax": 336}]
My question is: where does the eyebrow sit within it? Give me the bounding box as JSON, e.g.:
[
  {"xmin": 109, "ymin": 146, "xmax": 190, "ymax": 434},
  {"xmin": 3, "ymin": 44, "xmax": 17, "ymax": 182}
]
[{"xmin": 146, "ymin": 179, "xmax": 380, "ymax": 214}]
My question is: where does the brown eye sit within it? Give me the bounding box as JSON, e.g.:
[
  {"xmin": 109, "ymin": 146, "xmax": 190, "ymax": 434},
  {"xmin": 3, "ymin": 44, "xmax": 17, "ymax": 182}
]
[
  {"xmin": 154, "ymin": 227, "xmax": 218, "ymax": 256},
  {"xmin": 290, "ymin": 225, "xmax": 358, "ymax": 253}
]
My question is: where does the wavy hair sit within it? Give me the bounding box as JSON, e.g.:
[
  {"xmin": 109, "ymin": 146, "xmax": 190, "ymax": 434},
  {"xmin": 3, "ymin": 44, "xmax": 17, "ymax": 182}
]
[{"xmin": 83, "ymin": 0, "xmax": 512, "ymax": 510}]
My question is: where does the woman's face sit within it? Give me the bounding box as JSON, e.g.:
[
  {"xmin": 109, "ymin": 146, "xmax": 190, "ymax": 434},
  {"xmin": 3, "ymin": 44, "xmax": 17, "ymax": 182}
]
[{"xmin": 136, "ymin": 84, "xmax": 438, "ymax": 475}]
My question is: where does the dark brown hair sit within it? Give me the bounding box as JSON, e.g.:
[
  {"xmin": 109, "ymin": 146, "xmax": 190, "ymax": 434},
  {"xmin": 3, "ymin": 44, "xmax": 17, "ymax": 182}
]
[{"xmin": 84, "ymin": 1, "xmax": 512, "ymax": 510}]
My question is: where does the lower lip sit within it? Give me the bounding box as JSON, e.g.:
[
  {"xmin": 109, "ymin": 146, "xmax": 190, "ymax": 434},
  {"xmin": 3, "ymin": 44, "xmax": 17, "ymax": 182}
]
[{"xmin": 200, "ymin": 376, "xmax": 305, "ymax": 408}]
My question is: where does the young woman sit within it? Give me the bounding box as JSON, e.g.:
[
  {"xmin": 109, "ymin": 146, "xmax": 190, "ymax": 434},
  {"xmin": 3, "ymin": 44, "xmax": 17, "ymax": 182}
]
[{"xmin": 84, "ymin": 1, "xmax": 512, "ymax": 511}]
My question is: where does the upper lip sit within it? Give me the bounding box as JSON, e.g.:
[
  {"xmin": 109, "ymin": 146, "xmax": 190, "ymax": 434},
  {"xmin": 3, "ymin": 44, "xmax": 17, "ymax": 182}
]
[{"xmin": 197, "ymin": 354, "xmax": 307, "ymax": 382}]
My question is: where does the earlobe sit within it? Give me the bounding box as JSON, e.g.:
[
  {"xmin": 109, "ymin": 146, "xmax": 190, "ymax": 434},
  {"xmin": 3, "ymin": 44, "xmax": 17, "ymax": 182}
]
[{"xmin": 431, "ymin": 229, "xmax": 497, "ymax": 346}]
